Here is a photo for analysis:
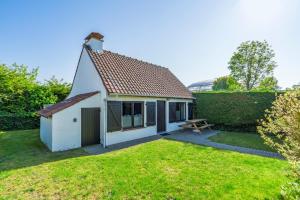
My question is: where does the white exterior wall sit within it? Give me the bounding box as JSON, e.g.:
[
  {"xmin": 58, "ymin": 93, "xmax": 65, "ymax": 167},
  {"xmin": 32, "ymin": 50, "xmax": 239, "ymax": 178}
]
[
  {"xmin": 107, "ymin": 126, "xmax": 157, "ymax": 145},
  {"xmin": 68, "ymin": 48, "xmax": 105, "ymax": 98},
  {"xmin": 40, "ymin": 116, "xmax": 52, "ymax": 150},
  {"xmin": 106, "ymin": 95, "xmax": 193, "ymax": 146},
  {"xmin": 68, "ymin": 47, "xmax": 107, "ymax": 145},
  {"xmin": 51, "ymin": 93, "xmax": 101, "ymax": 151}
]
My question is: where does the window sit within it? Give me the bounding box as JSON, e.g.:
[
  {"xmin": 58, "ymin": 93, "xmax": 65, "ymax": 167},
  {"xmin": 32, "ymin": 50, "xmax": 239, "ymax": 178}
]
[
  {"xmin": 169, "ymin": 102, "xmax": 186, "ymax": 123},
  {"xmin": 146, "ymin": 102, "xmax": 156, "ymax": 126},
  {"xmin": 122, "ymin": 102, "xmax": 144, "ymax": 129},
  {"xmin": 134, "ymin": 103, "xmax": 143, "ymax": 127},
  {"xmin": 188, "ymin": 103, "xmax": 194, "ymax": 120},
  {"xmin": 122, "ymin": 102, "xmax": 132, "ymax": 128}
]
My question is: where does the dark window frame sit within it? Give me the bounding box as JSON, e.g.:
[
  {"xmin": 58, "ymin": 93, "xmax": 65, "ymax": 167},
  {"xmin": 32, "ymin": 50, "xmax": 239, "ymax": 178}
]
[
  {"xmin": 121, "ymin": 101, "xmax": 144, "ymax": 130},
  {"xmin": 169, "ymin": 102, "xmax": 186, "ymax": 123}
]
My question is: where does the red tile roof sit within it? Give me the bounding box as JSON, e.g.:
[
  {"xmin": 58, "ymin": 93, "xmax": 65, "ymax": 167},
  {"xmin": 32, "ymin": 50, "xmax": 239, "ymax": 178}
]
[
  {"xmin": 86, "ymin": 47, "xmax": 193, "ymax": 99},
  {"xmin": 39, "ymin": 91, "xmax": 99, "ymax": 117}
]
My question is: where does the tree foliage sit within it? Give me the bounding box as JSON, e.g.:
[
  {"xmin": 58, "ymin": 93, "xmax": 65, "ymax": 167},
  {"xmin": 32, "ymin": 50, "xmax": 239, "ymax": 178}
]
[
  {"xmin": 45, "ymin": 76, "xmax": 71, "ymax": 102},
  {"xmin": 293, "ymin": 83, "xmax": 300, "ymax": 89},
  {"xmin": 258, "ymin": 89, "xmax": 300, "ymax": 199},
  {"xmin": 228, "ymin": 40, "xmax": 277, "ymax": 90},
  {"xmin": 212, "ymin": 76, "xmax": 243, "ymax": 91},
  {"xmin": 0, "ymin": 64, "xmax": 71, "ymax": 130},
  {"xmin": 256, "ymin": 76, "xmax": 279, "ymax": 91}
]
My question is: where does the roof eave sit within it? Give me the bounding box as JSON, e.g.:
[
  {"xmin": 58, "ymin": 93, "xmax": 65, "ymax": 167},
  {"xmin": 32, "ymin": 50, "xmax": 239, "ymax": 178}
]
[
  {"xmin": 38, "ymin": 91, "xmax": 100, "ymax": 118},
  {"xmin": 108, "ymin": 93, "xmax": 194, "ymax": 100}
]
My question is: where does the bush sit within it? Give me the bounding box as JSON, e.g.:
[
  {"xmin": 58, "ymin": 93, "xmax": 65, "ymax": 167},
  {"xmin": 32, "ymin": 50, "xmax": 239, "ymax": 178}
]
[
  {"xmin": 0, "ymin": 113, "xmax": 39, "ymax": 130},
  {"xmin": 212, "ymin": 76, "xmax": 243, "ymax": 91},
  {"xmin": 193, "ymin": 91, "xmax": 281, "ymax": 131},
  {"xmin": 258, "ymin": 89, "xmax": 300, "ymax": 199},
  {"xmin": 0, "ymin": 64, "xmax": 70, "ymax": 131}
]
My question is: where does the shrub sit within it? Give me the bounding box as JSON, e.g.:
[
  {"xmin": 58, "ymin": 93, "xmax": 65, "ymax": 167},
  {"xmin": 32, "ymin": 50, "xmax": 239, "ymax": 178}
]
[
  {"xmin": 212, "ymin": 76, "xmax": 243, "ymax": 91},
  {"xmin": 258, "ymin": 89, "xmax": 300, "ymax": 199},
  {"xmin": 193, "ymin": 91, "xmax": 281, "ymax": 131},
  {"xmin": 0, "ymin": 113, "xmax": 39, "ymax": 130},
  {"xmin": 0, "ymin": 64, "xmax": 70, "ymax": 130}
]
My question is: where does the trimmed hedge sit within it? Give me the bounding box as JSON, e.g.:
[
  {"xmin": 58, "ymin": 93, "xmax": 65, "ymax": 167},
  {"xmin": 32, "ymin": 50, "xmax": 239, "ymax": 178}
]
[
  {"xmin": 193, "ymin": 91, "xmax": 282, "ymax": 131},
  {"xmin": 0, "ymin": 114, "xmax": 39, "ymax": 131}
]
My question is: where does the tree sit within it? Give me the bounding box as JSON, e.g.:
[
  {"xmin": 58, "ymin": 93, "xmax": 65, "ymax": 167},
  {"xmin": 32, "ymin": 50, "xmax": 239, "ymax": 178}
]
[
  {"xmin": 0, "ymin": 63, "xmax": 73, "ymax": 130},
  {"xmin": 212, "ymin": 76, "xmax": 242, "ymax": 91},
  {"xmin": 45, "ymin": 76, "xmax": 71, "ymax": 102},
  {"xmin": 256, "ymin": 76, "xmax": 279, "ymax": 91},
  {"xmin": 293, "ymin": 83, "xmax": 300, "ymax": 89},
  {"xmin": 258, "ymin": 89, "xmax": 300, "ymax": 199},
  {"xmin": 0, "ymin": 64, "xmax": 59, "ymax": 130},
  {"xmin": 228, "ymin": 40, "xmax": 277, "ymax": 90},
  {"xmin": 0, "ymin": 64, "xmax": 57, "ymax": 113}
]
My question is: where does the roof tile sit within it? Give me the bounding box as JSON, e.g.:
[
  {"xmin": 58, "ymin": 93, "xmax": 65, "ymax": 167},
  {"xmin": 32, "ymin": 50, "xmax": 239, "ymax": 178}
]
[
  {"xmin": 39, "ymin": 91, "xmax": 99, "ymax": 117},
  {"xmin": 86, "ymin": 48, "xmax": 193, "ymax": 99}
]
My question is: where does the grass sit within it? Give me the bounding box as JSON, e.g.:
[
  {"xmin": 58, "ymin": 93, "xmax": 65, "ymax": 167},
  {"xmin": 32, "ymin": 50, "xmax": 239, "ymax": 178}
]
[
  {"xmin": 209, "ymin": 131, "xmax": 276, "ymax": 152},
  {"xmin": 0, "ymin": 129, "xmax": 289, "ymax": 199}
]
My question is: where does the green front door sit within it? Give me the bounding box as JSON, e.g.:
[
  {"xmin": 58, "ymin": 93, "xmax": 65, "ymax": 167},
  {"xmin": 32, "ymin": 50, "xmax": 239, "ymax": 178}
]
[{"xmin": 81, "ymin": 108, "xmax": 100, "ymax": 146}]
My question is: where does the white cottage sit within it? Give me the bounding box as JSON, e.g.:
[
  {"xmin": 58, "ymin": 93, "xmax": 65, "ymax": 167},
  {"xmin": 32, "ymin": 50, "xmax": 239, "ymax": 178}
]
[{"xmin": 39, "ymin": 32, "xmax": 194, "ymax": 152}]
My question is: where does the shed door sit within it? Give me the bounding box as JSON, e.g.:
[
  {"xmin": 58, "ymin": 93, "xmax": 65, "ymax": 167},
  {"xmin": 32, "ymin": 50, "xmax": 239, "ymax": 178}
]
[
  {"xmin": 81, "ymin": 108, "xmax": 100, "ymax": 146},
  {"xmin": 157, "ymin": 101, "xmax": 166, "ymax": 132}
]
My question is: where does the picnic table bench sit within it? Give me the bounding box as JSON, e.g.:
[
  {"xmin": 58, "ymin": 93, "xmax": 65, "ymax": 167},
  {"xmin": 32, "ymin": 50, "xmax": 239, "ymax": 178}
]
[{"xmin": 179, "ymin": 119, "xmax": 214, "ymax": 133}]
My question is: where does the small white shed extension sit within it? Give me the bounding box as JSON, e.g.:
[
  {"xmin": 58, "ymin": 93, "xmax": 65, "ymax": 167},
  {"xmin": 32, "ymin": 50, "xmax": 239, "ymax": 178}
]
[
  {"xmin": 40, "ymin": 92, "xmax": 100, "ymax": 151},
  {"xmin": 39, "ymin": 32, "xmax": 194, "ymax": 152}
]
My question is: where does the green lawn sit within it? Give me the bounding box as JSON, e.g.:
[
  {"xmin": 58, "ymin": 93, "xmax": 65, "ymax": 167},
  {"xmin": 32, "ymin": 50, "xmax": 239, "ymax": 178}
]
[
  {"xmin": 208, "ymin": 131, "xmax": 276, "ymax": 152},
  {"xmin": 0, "ymin": 130, "xmax": 289, "ymax": 199}
]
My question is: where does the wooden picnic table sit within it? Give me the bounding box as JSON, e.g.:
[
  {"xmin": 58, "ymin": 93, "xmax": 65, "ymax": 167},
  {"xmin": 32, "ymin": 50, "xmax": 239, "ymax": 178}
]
[{"xmin": 180, "ymin": 119, "xmax": 214, "ymax": 133}]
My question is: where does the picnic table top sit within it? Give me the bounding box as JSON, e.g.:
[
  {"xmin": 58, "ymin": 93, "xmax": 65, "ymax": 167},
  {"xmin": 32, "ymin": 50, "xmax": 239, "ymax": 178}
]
[{"xmin": 185, "ymin": 119, "xmax": 207, "ymax": 123}]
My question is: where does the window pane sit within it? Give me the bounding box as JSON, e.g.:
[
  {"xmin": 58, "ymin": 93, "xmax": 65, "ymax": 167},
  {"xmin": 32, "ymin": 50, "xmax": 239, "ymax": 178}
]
[
  {"xmin": 122, "ymin": 102, "xmax": 132, "ymax": 128},
  {"xmin": 169, "ymin": 102, "xmax": 185, "ymax": 122},
  {"xmin": 134, "ymin": 103, "xmax": 143, "ymax": 127},
  {"xmin": 123, "ymin": 102, "xmax": 132, "ymax": 115},
  {"xmin": 134, "ymin": 103, "xmax": 142, "ymax": 115}
]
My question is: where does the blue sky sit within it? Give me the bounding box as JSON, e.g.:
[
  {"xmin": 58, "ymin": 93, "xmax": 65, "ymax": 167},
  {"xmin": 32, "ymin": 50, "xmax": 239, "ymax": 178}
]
[{"xmin": 0, "ymin": 0, "xmax": 299, "ymax": 88}]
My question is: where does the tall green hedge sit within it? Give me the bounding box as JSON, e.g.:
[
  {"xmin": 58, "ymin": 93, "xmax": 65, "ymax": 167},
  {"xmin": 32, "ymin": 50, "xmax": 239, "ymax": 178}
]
[
  {"xmin": 0, "ymin": 114, "xmax": 39, "ymax": 130},
  {"xmin": 193, "ymin": 91, "xmax": 282, "ymax": 131}
]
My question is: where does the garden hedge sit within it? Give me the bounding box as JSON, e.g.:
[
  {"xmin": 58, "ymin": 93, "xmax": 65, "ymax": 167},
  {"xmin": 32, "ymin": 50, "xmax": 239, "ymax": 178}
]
[
  {"xmin": 0, "ymin": 114, "xmax": 39, "ymax": 131},
  {"xmin": 193, "ymin": 91, "xmax": 282, "ymax": 131}
]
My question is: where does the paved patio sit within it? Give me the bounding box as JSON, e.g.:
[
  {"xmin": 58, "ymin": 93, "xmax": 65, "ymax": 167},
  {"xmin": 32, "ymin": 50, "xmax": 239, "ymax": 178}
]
[
  {"xmin": 84, "ymin": 129, "xmax": 283, "ymax": 159},
  {"xmin": 164, "ymin": 129, "xmax": 283, "ymax": 159}
]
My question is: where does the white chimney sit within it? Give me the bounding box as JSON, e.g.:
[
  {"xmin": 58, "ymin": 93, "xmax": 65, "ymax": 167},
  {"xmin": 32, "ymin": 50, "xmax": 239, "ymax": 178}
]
[{"xmin": 85, "ymin": 32, "xmax": 104, "ymax": 52}]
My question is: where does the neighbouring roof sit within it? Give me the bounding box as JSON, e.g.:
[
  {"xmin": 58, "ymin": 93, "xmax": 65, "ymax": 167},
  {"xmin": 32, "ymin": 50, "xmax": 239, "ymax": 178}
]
[
  {"xmin": 188, "ymin": 79, "xmax": 215, "ymax": 88},
  {"xmin": 39, "ymin": 91, "xmax": 99, "ymax": 117},
  {"xmin": 86, "ymin": 47, "xmax": 193, "ymax": 99}
]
